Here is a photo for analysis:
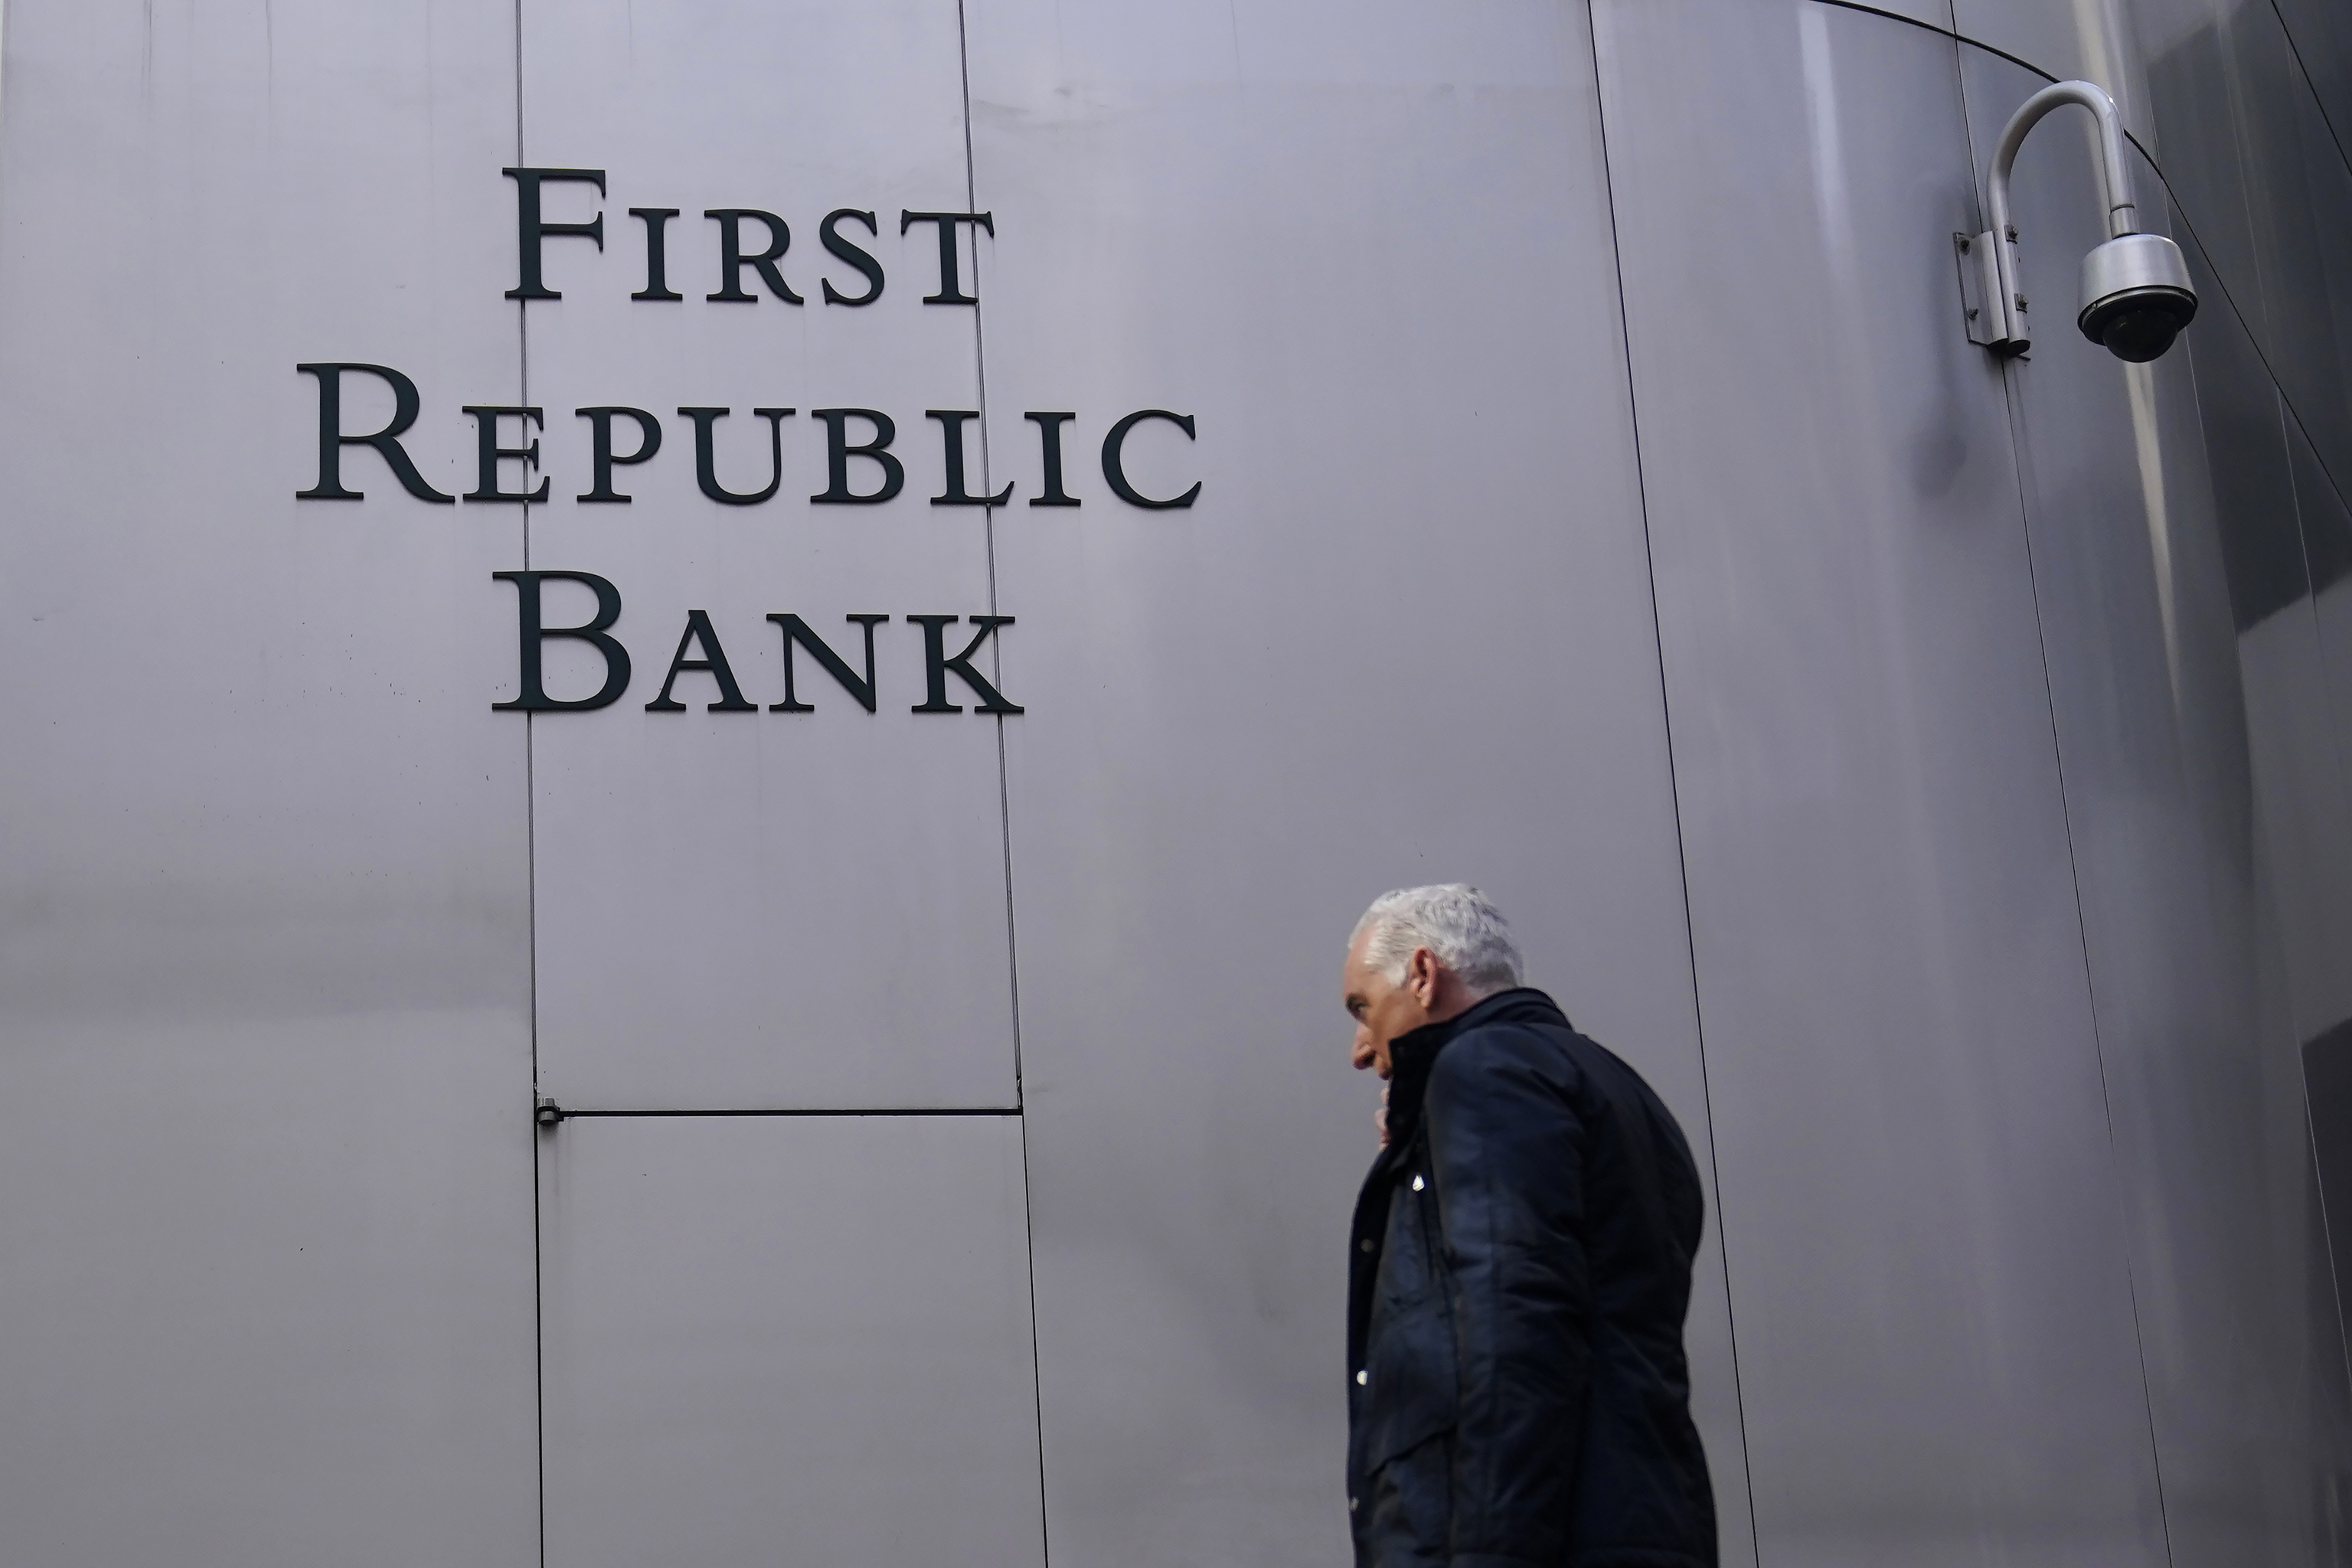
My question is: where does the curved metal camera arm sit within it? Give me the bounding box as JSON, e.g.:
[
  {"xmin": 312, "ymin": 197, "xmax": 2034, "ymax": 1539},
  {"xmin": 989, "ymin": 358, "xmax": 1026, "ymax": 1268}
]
[
  {"xmin": 1964, "ymin": 79, "xmax": 2196, "ymax": 361},
  {"xmin": 1989, "ymin": 80, "xmax": 2139, "ymax": 258}
]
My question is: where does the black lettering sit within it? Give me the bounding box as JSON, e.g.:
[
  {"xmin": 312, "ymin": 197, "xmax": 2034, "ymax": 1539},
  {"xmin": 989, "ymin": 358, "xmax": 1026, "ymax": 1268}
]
[
  {"xmin": 819, "ymin": 208, "xmax": 884, "ymax": 305},
  {"xmin": 808, "ymin": 409, "xmax": 904, "ymax": 504},
  {"xmin": 1025, "ymin": 412, "xmax": 1079, "ymax": 507},
  {"xmin": 927, "ymin": 410, "xmax": 1013, "ymax": 506},
  {"xmin": 502, "ymin": 168, "xmax": 606, "ymax": 301},
  {"xmin": 463, "ymin": 407, "xmax": 549, "ymax": 503},
  {"xmin": 907, "ymin": 616, "xmax": 1023, "ymax": 714},
  {"xmin": 678, "ymin": 407, "xmax": 792, "ymax": 505},
  {"xmin": 575, "ymin": 407, "xmax": 662, "ymax": 503},
  {"xmin": 767, "ymin": 613, "xmax": 888, "ymax": 712},
  {"xmin": 1101, "ymin": 409, "xmax": 1200, "ymax": 509},
  {"xmin": 630, "ymin": 207, "xmax": 682, "ymax": 301},
  {"xmin": 705, "ymin": 209, "xmax": 802, "ymax": 303},
  {"xmin": 646, "ymin": 609, "xmax": 757, "ymax": 711},
  {"xmin": 296, "ymin": 362, "xmax": 454, "ymax": 503},
  {"xmin": 492, "ymin": 570, "xmax": 631, "ymax": 710},
  {"xmin": 898, "ymin": 210, "xmax": 993, "ymax": 304}
]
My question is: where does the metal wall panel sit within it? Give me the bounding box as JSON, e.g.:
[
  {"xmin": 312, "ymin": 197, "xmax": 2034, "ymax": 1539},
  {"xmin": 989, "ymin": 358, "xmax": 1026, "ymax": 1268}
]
[
  {"xmin": 2266, "ymin": 0, "xmax": 2352, "ymax": 154},
  {"xmin": 2287, "ymin": 430, "xmax": 2352, "ymax": 938},
  {"xmin": 2242, "ymin": 29, "xmax": 2352, "ymax": 507},
  {"xmin": 538, "ymin": 1113, "xmax": 1046, "ymax": 1568},
  {"xmin": 1964, "ymin": 40, "xmax": 2352, "ymax": 1559},
  {"xmin": 2135, "ymin": 0, "xmax": 2275, "ymax": 351},
  {"xmin": 0, "ymin": 2, "xmax": 537, "ymax": 1563},
  {"xmin": 518, "ymin": 0, "xmax": 1019, "ymax": 1111},
  {"xmin": 1593, "ymin": 0, "xmax": 2167, "ymax": 1560},
  {"xmin": 2131, "ymin": 0, "xmax": 2352, "ymax": 501},
  {"xmin": 962, "ymin": 2, "xmax": 1752, "ymax": 1564},
  {"xmin": 1951, "ymin": 0, "xmax": 2157, "ymax": 141},
  {"xmin": 1822, "ymin": 0, "xmax": 1964, "ymax": 38}
]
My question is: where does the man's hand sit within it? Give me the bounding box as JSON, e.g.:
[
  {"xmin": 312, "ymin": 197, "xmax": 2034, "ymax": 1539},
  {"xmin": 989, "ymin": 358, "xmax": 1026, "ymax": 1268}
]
[{"xmin": 1377, "ymin": 1084, "xmax": 1390, "ymax": 1148}]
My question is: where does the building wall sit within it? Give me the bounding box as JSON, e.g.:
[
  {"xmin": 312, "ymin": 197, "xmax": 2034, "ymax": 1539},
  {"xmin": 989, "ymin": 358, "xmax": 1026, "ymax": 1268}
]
[{"xmin": 0, "ymin": 1, "xmax": 2344, "ymax": 1565}]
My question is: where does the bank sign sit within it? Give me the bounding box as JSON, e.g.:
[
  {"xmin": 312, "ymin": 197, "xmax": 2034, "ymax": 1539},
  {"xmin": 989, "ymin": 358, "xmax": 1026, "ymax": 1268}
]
[{"xmin": 296, "ymin": 168, "xmax": 1197, "ymax": 717}]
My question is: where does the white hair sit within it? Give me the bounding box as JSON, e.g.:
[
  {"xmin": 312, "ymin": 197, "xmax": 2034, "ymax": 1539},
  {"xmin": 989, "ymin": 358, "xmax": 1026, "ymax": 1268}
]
[{"xmin": 1350, "ymin": 884, "xmax": 1524, "ymax": 999}]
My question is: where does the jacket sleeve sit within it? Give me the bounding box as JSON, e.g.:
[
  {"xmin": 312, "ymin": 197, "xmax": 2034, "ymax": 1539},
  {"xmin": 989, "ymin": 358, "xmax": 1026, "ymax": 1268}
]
[{"xmin": 1424, "ymin": 1031, "xmax": 1589, "ymax": 1568}]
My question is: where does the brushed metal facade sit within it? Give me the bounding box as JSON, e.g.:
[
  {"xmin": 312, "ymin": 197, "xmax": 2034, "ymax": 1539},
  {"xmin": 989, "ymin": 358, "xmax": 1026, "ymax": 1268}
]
[
  {"xmin": 520, "ymin": 0, "xmax": 1021, "ymax": 1113},
  {"xmin": 1596, "ymin": 3, "xmax": 2167, "ymax": 1559},
  {"xmin": 540, "ymin": 1113, "xmax": 1045, "ymax": 1568},
  {"xmin": 0, "ymin": 5, "xmax": 542, "ymax": 1566},
  {"xmin": 963, "ymin": 2, "xmax": 1748, "ymax": 1560},
  {"xmin": 1, "ymin": 1, "xmax": 2347, "ymax": 1566}
]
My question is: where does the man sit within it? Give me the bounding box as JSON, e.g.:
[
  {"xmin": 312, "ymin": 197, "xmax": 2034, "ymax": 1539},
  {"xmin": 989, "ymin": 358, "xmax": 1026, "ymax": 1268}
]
[{"xmin": 1341, "ymin": 884, "xmax": 1716, "ymax": 1568}]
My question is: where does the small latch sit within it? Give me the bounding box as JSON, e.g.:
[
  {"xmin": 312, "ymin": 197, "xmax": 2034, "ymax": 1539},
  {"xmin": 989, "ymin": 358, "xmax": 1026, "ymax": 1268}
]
[{"xmin": 536, "ymin": 1097, "xmax": 565, "ymax": 1127}]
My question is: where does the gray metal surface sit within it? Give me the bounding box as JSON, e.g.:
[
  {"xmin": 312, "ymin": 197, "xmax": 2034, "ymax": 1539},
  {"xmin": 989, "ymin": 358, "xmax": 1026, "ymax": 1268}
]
[
  {"xmin": 0, "ymin": 2, "xmax": 539, "ymax": 1564},
  {"xmin": 2267, "ymin": 0, "xmax": 2352, "ymax": 159},
  {"xmin": 1968, "ymin": 38, "xmax": 2352, "ymax": 1557},
  {"xmin": 1593, "ymin": 0, "xmax": 2166, "ymax": 1560},
  {"xmin": 539, "ymin": 1112, "xmax": 1046, "ymax": 1568},
  {"xmin": 520, "ymin": 0, "xmax": 1019, "ymax": 1112},
  {"xmin": 2287, "ymin": 430, "xmax": 2352, "ymax": 939},
  {"xmin": 962, "ymin": 2, "xmax": 1750, "ymax": 1564},
  {"xmin": 1949, "ymin": 0, "xmax": 2154, "ymax": 140},
  {"xmin": 1834, "ymin": 0, "xmax": 1961, "ymax": 39},
  {"xmin": 2128, "ymin": 0, "xmax": 2352, "ymax": 504}
]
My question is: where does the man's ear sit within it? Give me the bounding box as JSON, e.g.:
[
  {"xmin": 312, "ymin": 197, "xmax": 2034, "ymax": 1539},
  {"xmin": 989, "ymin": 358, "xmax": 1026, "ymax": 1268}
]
[{"xmin": 1406, "ymin": 947, "xmax": 1439, "ymax": 1001}]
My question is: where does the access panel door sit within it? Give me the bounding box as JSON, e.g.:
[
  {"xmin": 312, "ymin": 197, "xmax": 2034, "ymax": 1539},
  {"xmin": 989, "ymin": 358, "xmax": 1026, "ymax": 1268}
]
[{"xmin": 539, "ymin": 1113, "xmax": 1046, "ymax": 1568}]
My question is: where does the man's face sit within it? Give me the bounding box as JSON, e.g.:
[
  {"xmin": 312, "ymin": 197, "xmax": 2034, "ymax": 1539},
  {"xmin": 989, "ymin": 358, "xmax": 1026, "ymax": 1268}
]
[{"xmin": 1343, "ymin": 932, "xmax": 1434, "ymax": 1080}]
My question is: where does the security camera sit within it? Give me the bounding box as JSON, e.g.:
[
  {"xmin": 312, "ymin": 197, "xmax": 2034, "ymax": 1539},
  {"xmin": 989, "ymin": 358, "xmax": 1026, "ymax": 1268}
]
[
  {"xmin": 2078, "ymin": 232, "xmax": 2197, "ymax": 362},
  {"xmin": 1964, "ymin": 80, "xmax": 2197, "ymax": 364}
]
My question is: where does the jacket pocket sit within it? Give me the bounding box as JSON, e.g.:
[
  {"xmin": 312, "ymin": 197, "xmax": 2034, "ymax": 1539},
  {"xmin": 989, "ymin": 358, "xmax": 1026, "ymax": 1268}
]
[
  {"xmin": 1362, "ymin": 1396, "xmax": 1455, "ymax": 1476},
  {"xmin": 1360, "ymin": 1297, "xmax": 1458, "ymax": 1472},
  {"xmin": 1364, "ymin": 1429, "xmax": 1453, "ymax": 1568}
]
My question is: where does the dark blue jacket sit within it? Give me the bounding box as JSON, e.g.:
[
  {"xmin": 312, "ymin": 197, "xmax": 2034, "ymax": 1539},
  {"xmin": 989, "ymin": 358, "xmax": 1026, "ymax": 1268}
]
[{"xmin": 1347, "ymin": 988, "xmax": 1715, "ymax": 1568}]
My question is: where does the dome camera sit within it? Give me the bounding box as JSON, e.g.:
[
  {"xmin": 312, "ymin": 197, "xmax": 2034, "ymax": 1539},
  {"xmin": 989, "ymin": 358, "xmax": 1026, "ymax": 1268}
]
[
  {"xmin": 2077, "ymin": 233, "xmax": 2197, "ymax": 362},
  {"xmin": 1965, "ymin": 81, "xmax": 2198, "ymax": 364}
]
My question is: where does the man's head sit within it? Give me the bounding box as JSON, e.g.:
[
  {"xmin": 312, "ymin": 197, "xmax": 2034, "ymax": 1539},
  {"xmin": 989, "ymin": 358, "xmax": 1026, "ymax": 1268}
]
[{"xmin": 1343, "ymin": 884, "xmax": 1524, "ymax": 1078}]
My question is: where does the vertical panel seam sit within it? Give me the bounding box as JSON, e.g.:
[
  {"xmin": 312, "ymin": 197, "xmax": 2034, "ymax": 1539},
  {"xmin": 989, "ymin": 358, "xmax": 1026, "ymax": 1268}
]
[
  {"xmin": 2280, "ymin": 390, "xmax": 2352, "ymax": 735},
  {"xmin": 955, "ymin": 0, "xmax": 1021, "ymax": 1112},
  {"xmin": 2276, "ymin": 394, "xmax": 2352, "ymax": 1409},
  {"xmin": 1960, "ymin": 33, "xmax": 2177, "ymax": 1562},
  {"xmin": 1991, "ymin": 361, "xmax": 2179, "ymax": 1568},
  {"xmin": 2265, "ymin": 0, "xmax": 2352, "ymax": 184},
  {"xmin": 512, "ymin": 3, "xmax": 547, "ymax": 1565},
  {"xmin": 1582, "ymin": 5, "xmax": 1761, "ymax": 1562},
  {"xmin": 2306, "ymin": 1092, "xmax": 2352, "ymax": 1401},
  {"xmin": 953, "ymin": 5, "xmax": 1053, "ymax": 1566}
]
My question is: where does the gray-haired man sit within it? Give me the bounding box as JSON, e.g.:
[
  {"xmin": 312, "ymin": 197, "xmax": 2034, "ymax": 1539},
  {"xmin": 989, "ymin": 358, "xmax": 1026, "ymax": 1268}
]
[{"xmin": 1341, "ymin": 884, "xmax": 1716, "ymax": 1568}]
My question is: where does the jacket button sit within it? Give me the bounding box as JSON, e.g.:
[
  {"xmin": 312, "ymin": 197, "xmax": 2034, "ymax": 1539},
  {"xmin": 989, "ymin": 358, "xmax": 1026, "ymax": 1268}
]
[
  {"xmin": 1358, "ymin": 1238, "xmax": 1375, "ymax": 1253},
  {"xmin": 1411, "ymin": 1174, "xmax": 1425, "ymax": 1191},
  {"xmin": 1355, "ymin": 1369, "xmax": 1368, "ymax": 1385}
]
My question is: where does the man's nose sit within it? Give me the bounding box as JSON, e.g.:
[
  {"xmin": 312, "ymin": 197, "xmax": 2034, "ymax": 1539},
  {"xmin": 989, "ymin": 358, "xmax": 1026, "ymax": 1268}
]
[{"xmin": 1351, "ymin": 1031, "xmax": 1375, "ymax": 1070}]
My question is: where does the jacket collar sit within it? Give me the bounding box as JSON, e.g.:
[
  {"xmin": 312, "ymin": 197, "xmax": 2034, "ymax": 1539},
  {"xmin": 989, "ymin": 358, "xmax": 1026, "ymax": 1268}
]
[{"xmin": 1380, "ymin": 987, "xmax": 1568, "ymax": 1154}]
